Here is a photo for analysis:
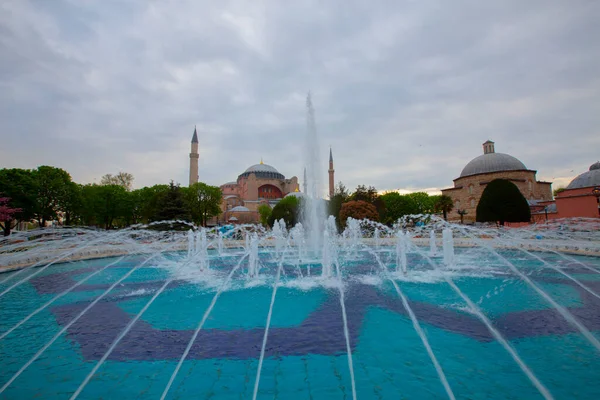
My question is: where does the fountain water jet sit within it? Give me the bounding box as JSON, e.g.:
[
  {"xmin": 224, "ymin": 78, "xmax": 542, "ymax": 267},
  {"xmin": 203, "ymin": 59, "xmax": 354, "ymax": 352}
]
[
  {"xmin": 302, "ymin": 93, "xmax": 326, "ymax": 256},
  {"xmin": 430, "ymin": 229, "xmax": 438, "ymax": 256},
  {"xmin": 395, "ymin": 230, "xmax": 408, "ymax": 274},
  {"xmin": 442, "ymin": 228, "xmax": 455, "ymax": 266}
]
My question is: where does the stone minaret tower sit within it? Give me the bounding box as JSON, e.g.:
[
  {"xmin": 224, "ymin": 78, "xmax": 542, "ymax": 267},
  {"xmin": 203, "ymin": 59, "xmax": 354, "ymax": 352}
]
[
  {"xmin": 189, "ymin": 126, "xmax": 199, "ymax": 186},
  {"xmin": 328, "ymin": 147, "xmax": 335, "ymax": 198}
]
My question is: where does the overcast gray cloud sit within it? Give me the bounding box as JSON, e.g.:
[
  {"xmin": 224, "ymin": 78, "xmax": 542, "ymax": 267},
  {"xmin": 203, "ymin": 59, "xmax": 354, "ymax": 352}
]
[{"xmin": 1, "ymin": 0, "xmax": 599, "ymax": 192}]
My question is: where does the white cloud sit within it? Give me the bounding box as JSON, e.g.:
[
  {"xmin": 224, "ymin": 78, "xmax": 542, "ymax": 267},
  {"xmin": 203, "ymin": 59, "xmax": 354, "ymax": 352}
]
[{"xmin": 1, "ymin": 0, "xmax": 599, "ymax": 194}]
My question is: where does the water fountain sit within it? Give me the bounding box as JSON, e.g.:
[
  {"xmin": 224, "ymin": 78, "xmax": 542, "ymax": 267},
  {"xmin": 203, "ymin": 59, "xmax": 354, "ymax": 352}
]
[
  {"xmin": 429, "ymin": 229, "xmax": 438, "ymax": 256},
  {"xmin": 1, "ymin": 218, "xmax": 600, "ymax": 399},
  {"xmin": 1, "ymin": 93, "xmax": 600, "ymax": 398},
  {"xmin": 442, "ymin": 227, "xmax": 455, "ymax": 266},
  {"xmin": 396, "ymin": 230, "xmax": 408, "ymax": 274}
]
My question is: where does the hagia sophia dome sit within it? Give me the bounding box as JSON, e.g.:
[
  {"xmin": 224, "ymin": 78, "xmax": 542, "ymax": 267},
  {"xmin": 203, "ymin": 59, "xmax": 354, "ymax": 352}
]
[
  {"xmin": 459, "ymin": 141, "xmax": 527, "ymax": 178},
  {"xmin": 566, "ymin": 161, "xmax": 600, "ymax": 189},
  {"xmin": 238, "ymin": 162, "xmax": 285, "ymax": 180}
]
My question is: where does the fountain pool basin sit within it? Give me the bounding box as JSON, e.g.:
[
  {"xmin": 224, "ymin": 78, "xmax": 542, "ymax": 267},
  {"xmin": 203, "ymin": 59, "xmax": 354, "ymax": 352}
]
[{"xmin": 1, "ymin": 247, "xmax": 600, "ymax": 399}]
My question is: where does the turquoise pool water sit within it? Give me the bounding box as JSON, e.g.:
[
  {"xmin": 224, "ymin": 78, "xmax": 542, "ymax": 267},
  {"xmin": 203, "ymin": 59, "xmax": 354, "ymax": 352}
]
[{"xmin": 1, "ymin": 247, "xmax": 599, "ymax": 399}]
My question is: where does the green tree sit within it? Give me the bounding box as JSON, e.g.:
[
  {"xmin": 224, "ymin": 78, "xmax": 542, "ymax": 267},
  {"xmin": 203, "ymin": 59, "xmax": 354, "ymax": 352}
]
[
  {"xmin": 101, "ymin": 172, "xmax": 134, "ymax": 191},
  {"xmin": 328, "ymin": 182, "xmax": 350, "ymax": 229},
  {"xmin": 154, "ymin": 181, "xmax": 191, "ymax": 222},
  {"xmin": 0, "ymin": 168, "xmax": 37, "ymax": 225},
  {"xmin": 434, "ymin": 194, "xmax": 454, "ymax": 220},
  {"xmin": 268, "ymin": 195, "xmax": 300, "ymax": 227},
  {"xmin": 62, "ymin": 182, "xmax": 83, "ymax": 226},
  {"xmin": 406, "ymin": 192, "xmax": 435, "ymax": 214},
  {"xmin": 339, "ymin": 200, "xmax": 379, "ymax": 227},
  {"xmin": 257, "ymin": 204, "xmax": 272, "ymax": 227},
  {"xmin": 32, "ymin": 166, "xmax": 74, "ymax": 227},
  {"xmin": 350, "ymin": 185, "xmax": 378, "ymax": 203},
  {"xmin": 379, "ymin": 192, "xmax": 418, "ymax": 225},
  {"xmin": 476, "ymin": 179, "xmax": 531, "ymax": 226},
  {"xmin": 80, "ymin": 184, "xmax": 131, "ymax": 229},
  {"xmin": 132, "ymin": 184, "xmax": 170, "ymax": 223},
  {"xmin": 184, "ymin": 182, "xmax": 222, "ymax": 226}
]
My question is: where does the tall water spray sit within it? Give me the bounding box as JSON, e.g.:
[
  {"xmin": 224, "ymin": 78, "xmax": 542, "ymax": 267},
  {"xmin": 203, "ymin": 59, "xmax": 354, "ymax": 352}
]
[
  {"xmin": 396, "ymin": 230, "xmax": 408, "ymax": 274},
  {"xmin": 442, "ymin": 228, "xmax": 455, "ymax": 266},
  {"xmin": 248, "ymin": 233, "xmax": 260, "ymax": 278},
  {"xmin": 198, "ymin": 229, "xmax": 209, "ymax": 271},
  {"xmin": 429, "ymin": 229, "xmax": 438, "ymax": 256},
  {"xmin": 302, "ymin": 93, "xmax": 326, "ymax": 256},
  {"xmin": 217, "ymin": 232, "xmax": 224, "ymax": 256},
  {"xmin": 321, "ymin": 216, "xmax": 338, "ymax": 278},
  {"xmin": 187, "ymin": 230, "xmax": 194, "ymax": 258}
]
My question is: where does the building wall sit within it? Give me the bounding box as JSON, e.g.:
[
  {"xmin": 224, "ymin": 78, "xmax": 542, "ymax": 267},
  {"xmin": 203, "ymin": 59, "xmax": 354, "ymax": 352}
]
[
  {"xmin": 441, "ymin": 170, "xmax": 553, "ymax": 222},
  {"xmin": 555, "ymin": 187, "xmax": 600, "ymax": 218},
  {"xmin": 218, "ymin": 173, "xmax": 299, "ymax": 225}
]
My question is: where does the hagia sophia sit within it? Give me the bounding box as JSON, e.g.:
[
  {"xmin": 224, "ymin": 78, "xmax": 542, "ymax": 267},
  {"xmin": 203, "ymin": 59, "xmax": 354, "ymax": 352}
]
[
  {"xmin": 188, "ymin": 127, "xmax": 599, "ymax": 225},
  {"xmin": 188, "ymin": 127, "xmax": 335, "ymax": 224}
]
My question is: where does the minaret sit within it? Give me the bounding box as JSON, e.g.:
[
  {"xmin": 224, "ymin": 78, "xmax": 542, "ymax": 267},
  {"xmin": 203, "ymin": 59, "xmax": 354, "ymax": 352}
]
[
  {"xmin": 303, "ymin": 167, "xmax": 307, "ymax": 194},
  {"xmin": 328, "ymin": 147, "xmax": 335, "ymax": 198},
  {"xmin": 189, "ymin": 126, "xmax": 199, "ymax": 186}
]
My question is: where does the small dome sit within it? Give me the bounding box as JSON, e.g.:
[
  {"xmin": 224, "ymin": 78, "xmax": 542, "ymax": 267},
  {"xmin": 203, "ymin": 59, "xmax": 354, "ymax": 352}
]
[
  {"xmin": 566, "ymin": 162, "xmax": 600, "ymax": 189},
  {"xmin": 221, "ymin": 181, "xmax": 237, "ymax": 187},
  {"xmin": 460, "ymin": 153, "xmax": 527, "ymax": 178},
  {"xmin": 230, "ymin": 206, "xmax": 250, "ymax": 212}
]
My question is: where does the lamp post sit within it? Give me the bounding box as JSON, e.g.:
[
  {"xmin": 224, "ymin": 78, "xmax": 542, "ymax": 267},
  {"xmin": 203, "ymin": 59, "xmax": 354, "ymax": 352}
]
[
  {"xmin": 544, "ymin": 206, "xmax": 548, "ymax": 223},
  {"xmin": 592, "ymin": 186, "xmax": 600, "ymax": 217}
]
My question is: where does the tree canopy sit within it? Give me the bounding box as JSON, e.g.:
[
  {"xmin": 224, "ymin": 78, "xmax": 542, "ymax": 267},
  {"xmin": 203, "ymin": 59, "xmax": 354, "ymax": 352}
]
[
  {"xmin": 434, "ymin": 194, "xmax": 454, "ymax": 220},
  {"xmin": 154, "ymin": 181, "xmax": 191, "ymax": 222},
  {"xmin": 185, "ymin": 182, "xmax": 222, "ymax": 226},
  {"xmin": 257, "ymin": 204, "xmax": 272, "ymax": 227},
  {"xmin": 476, "ymin": 179, "xmax": 531, "ymax": 226},
  {"xmin": 100, "ymin": 172, "xmax": 134, "ymax": 191},
  {"xmin": 339, "ymin": 200, "xmax": 379, "ymax": 227},
  {"xmin": 268, "ymin": 195, "xmax": 300, "ymax": 227}
]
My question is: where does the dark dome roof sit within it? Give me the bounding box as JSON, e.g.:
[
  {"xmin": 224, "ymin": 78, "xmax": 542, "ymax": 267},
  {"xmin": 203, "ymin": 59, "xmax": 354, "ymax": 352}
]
[
  {"xmin": 460, "ymin": 153, "xmax": 527, "ymax": 178},
  {"xmin": 238, "ymin": 163, "xmax": 285, "ymax": 180},
  {"xmin": 566, "ymin": 161, "xmax": 600, "ymax": 189}
]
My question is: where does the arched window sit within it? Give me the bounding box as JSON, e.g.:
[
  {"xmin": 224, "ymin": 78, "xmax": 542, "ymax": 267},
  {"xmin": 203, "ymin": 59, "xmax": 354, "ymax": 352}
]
[
  {"xmin": 470, "ymin": 198, "xmax": 475, "ymax": 207},
  {"xmin": 528, "ymin": 180, "xmax": 533, "ymax": 192},
  {"xmin": 455, "ymin": 200, "xmax": 461, "ymax": 209},
  {"xmin": 468, "ymin": 184, "xmax": 474, "ymax": 194}
]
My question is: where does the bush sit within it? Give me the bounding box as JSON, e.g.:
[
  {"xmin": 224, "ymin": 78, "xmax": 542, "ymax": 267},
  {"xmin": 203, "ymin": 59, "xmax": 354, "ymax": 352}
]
[
  {"xmin": 268, "ymin": 196, "xmax": 299, "ymax": 227},
  {"xmin": 339, "ymin": 200, "xmax": 379, "ymax": 228}
]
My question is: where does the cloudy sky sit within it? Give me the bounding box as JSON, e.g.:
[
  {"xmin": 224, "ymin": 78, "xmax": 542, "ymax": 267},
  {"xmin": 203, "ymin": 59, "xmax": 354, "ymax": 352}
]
[{"xmin": 1, "ymin": 0, "xmax": 599, "ymax": 193}]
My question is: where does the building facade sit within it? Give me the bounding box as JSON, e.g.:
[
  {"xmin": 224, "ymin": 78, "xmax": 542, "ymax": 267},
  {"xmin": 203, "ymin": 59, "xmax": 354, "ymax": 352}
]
[
  {"xmin": 218, "ymin": 161, "xmax": 299, "ymax": 224},
  {"xmin": 532, "ymin": 161, "xmax": 600, "ymax": 222},
  {"xmin": 441, "ymin": 141, "xmax": 552, "ymax": 223}
]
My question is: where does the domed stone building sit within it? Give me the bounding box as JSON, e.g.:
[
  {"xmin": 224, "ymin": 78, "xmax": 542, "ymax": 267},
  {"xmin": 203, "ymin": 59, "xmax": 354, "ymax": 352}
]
[
  {"xmin": 441, "ymin": 141, "xmax": 553, "ymax": 223},
  {"xmin": 219, "ymin": 161, "xmax": 299, "ymax": 224},
  {"xmin": 187, "ymin": 128, "xmax": 336, "ymax": 224},
  {"xmin": 534, "ymin": 161, "xmax": 600, "ymax": 221}
]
